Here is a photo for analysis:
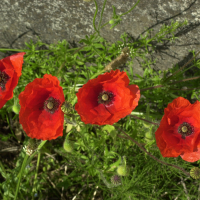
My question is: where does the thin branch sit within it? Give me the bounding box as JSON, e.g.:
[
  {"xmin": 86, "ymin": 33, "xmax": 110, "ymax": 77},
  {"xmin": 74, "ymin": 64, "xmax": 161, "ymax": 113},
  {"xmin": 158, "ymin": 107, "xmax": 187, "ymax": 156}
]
[
  {"xmin": 171, "ymin": 75, "xmax": 200, "ymax": 84},
  {"xmin": 170, "ymin": 86, "xmax": 200, "ymax": 91},
  {"xmin": 140, "ymin": 85, "xmax": 163, "ymax": 92},
  {"xmin": 129, "ymin": 115, "xmax": 160, "ymax": 126},
  {"xmin": 164, "ymin": 51, "xmax": 200, "ymax": 83},
  {"xmin": 114, "ymin": 125, "xmax": 190, "ymax": 177},
  {"xmin": 141, "ymin": 75, "xmax": 200, "ymax": 92},
  {"xmin": 117, "ymin": 134, "xmax": 129, "ymax": 140}
]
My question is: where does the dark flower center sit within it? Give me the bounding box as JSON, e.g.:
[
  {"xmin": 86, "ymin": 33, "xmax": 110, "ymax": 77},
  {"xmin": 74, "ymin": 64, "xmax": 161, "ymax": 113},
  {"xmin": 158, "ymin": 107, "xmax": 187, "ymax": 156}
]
[
  {"xmin": 178, "ymin": 122, "xmax": 194, "ymax": 139},
  {"xmin": 111, "ymin": 175, "xmax": 121, "ymax": 185},
  {"xmin": 0, "ymin": 71, "xmax": 10, "ymax": 91},
  {"xmin": 98, "ymin": 91, "xmax": 115, "ymax": 106},
  {"xmin": 44, "ymin": 97, "xmax": 61, "ymax": 114}
]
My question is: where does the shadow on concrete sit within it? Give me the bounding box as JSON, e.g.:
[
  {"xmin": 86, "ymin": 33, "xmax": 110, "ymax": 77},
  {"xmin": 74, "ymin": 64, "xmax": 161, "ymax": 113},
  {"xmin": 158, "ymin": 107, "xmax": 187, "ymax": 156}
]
[{"xmin": 137, "ymin": 0, "xmax": 198, "ymax": 39}]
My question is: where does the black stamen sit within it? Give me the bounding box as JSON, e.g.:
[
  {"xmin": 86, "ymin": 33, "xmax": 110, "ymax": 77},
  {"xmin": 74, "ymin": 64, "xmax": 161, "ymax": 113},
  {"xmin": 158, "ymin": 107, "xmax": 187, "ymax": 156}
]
[{"xmin": 44, "ymin": 97, "xmax": 61, "ymax": 114}]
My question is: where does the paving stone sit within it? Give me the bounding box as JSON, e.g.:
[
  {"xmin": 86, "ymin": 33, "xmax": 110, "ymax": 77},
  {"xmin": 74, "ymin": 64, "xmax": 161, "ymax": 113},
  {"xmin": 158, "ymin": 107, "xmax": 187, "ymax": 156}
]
[{"xmin": 0, "ymin": 0, "xmax": 200, "ymax": 75}]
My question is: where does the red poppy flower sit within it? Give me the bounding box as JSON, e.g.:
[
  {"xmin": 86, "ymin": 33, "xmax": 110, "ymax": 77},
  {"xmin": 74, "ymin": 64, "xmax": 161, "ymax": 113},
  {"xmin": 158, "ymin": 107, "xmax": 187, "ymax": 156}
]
[
  {"xmin": 155, "ymin": 97, "xmax": 200, "ymax": 162},
  {"xmin": 0, "ymin": 52, "xmax": 25, "ymax": 108},
  {"xmin": 19, "ymin": 74, "xmax": 65, "ymax": 140},
  {"xmin": 75, "ymin": 69, "xmax": 140, "ymax": 125}
]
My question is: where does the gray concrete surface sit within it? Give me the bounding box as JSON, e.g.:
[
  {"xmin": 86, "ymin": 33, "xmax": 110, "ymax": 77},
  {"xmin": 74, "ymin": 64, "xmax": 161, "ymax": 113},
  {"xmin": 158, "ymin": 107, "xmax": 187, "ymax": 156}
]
[{"xmin": 0, "ymin": 0, "xmax": 200, "ymax": 75}]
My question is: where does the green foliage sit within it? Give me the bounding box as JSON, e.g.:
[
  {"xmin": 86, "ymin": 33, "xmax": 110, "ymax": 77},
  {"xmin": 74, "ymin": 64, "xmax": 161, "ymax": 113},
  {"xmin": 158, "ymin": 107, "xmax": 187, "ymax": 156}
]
[{"xmin": 1, "ymin": 0, "xmax": 200, "ymax": 199}]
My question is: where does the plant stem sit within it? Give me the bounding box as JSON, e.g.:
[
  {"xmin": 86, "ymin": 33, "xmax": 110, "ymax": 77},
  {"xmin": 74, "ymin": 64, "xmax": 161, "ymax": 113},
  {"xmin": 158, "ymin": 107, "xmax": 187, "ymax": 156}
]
[
  {"xmin": 0, "ymin": 49, "xmax": 27, "ymax": 52},
  {"xmin": 129, "ymin": 115, "xmax": 160, "ymax": 126},
  {"xmin": 119, "ymin": 0, "xmax": 141, "ymax": 17},
  {"xmin": 15, "ymin": 140, "xmax": 47, "ymax": 199},
  {"xmin": 141, "ymin": 75, "xmax": 200, "ymax": 92},
  {"xmin": 171, "ymin": 75, "xmax": 200, "ymax": 84},
  {"xmin": 26, "ymin": 140, "xmax": 47, "ymax": 166},
  {"xmin": 163, "ymin": 51, "xmax": 200, "ymax": 83},
  {"xmin": 170, "ymin": 86, "xmax": 200, "ymax": 91},
  {"xmin": 14, "ymin": 154, "xmax": 29, "ymax": 200},
  {"xmin": 93, "ymin": 0, "xmax": 99, "ymax": 35},
  {"xmin": 140, "ymin": 85, "xmax": 163, "ymax": 92},
  {"xmin": 114, "ymin": 125, "xmax": 190, "ymax": 177},
  {"xmin": 32, "ymin": 152, "xmax": 41, "ymax": 200},
  {"xmin": 98, "ymin": 0, "xmax": 108, "ymax": 31},
  {"xmin": 99, "ymin": 0, "xmax": 141, "ymax": 30}
]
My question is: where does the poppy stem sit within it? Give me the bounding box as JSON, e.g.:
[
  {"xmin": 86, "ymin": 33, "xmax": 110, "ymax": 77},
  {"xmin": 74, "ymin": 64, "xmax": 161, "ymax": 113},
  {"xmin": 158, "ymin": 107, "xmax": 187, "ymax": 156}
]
[
  {"xmin": 14, "ymin": 154, "xmax": 29, "ymax": 200},
  {"xmin": 14, "ymin": 140, "xmax": 47, "ymax": 200},
  {"xmin": 114, "ymin": 125, "xmax": 190, "ymax": 177},
  {"xmin": 26, "ymin": 140, "xmax": 47, "ymax": 166},
  {"xmin": 32, "ymin": 151, "xmax": 41, "ymax": 200},
  {"xmin": 129, "ymin": 115, "xmax": 160, "ymax": 126},
  {"xmin": 117, "ymin": 134, "xmax": 130, "ymax": 140}
]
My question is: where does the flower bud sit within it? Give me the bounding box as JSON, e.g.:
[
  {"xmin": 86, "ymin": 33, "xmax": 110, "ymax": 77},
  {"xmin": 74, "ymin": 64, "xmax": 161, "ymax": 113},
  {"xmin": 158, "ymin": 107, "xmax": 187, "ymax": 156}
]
[
  {"xmin": 111, "ymin": 175, "xmax": 121, "ymax": 185},
  {"xmin": 117, "ymin": 165, "xmax": 129, "ymax": 176},
  {"xmin": 109, "ymin": 19, "xmax": 115, "ymax": 24},
  {"xmin": 12, "ymin": 104, "xmax": 20, "ymax": 114},
  {"xmin": 143, "ymin": 122, "xmax": 152, "ymax": 129},
  {"xmin": 76, "ymin": 125, "xmax": 81, "ymax": 132},
  {"xmin": 145, "ymin": 131, "xmax": 154, "ymax": 140},
  {"xmin": 190, "ymin": 167, "xmax": 200, "ymax": 179},
  {"xmin": 63, "ymin": 140, "xmax": 73, "ymax": 153},
  {"xmin": 61, "ymin": 101, "xmax": 73, "ymax": 115},
  {"xmin": 66, "ymin": 124, "xmax": 73, "ymax": 133}
]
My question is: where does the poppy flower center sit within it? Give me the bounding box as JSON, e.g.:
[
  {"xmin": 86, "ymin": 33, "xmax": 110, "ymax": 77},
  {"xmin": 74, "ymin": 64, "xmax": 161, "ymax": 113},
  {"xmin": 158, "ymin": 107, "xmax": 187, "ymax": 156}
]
[
  {"xmin": 178, "ymin": 122, "xmax": 194, "ymax": 139},
  {"xmin": 102, "ymin": 94, "xmax": 109, "ymax": 101},
  {"xmin": 0, "ymin": 71, "xmax": 10, "ymax": 91},
  {"xmin": 181, "ymin": 126, "xmax": 188, "ymax": 133},
  {"xmin": 98, "ymin": 91, "xmax": 115, "ymax": 106},
  {"xmin": 47, "ymin": 102, "xmax": 54, "ymax": 109},
  {"xmin": 44, "ymin": 97, "xmax": 61, "ymax": 114}
]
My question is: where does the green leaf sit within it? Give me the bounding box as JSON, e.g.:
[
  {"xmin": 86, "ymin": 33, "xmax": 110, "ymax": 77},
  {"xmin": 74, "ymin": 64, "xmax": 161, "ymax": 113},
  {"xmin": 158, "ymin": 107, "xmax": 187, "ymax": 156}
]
[
  {"xmin": 0, "ymin": 134, "xmax": 12, "ymax": 141},
  {"xmin": 102, "ymin": 125, "xmax": 115, "ymax": 133},
  {"xmin": 76, "ymin": 60, "xmax": 84, "ymax": 65},
  {"xmin": 135, "ymin": 74, "xmax": 143, "ymax": 79},
  {"xmin": 93, "ymin": 43, "xmax": 105, "ymax": 50},
  {"xmin": 107, "ymin": 157, "xmax": 121, "ymax": 172},
  {"xmin": 80, "ymin": 155, "xmax": 89, "ymax": 160},
  {"xmin": 56, "ymin": 178, "xmax": 72, "ymax": 189},
  {"xmin": 104, "ymin": 144, "xmax": 109, "ymax": 157}
]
